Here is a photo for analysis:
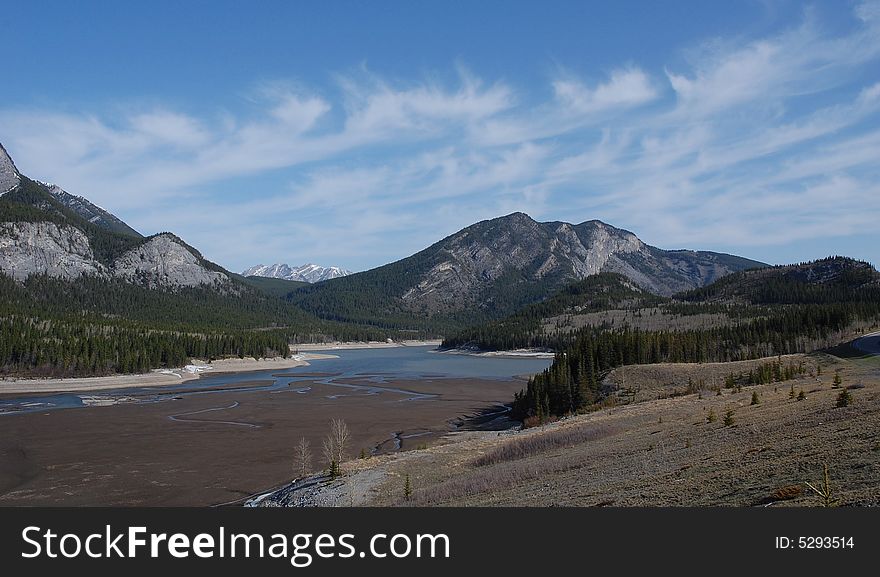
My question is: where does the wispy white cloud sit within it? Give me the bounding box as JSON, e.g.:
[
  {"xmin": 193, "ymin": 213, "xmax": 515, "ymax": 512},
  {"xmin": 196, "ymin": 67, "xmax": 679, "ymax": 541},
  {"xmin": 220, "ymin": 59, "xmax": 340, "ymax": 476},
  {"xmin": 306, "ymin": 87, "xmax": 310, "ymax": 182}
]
[
  {"xmin": 2, "ymin": 2, "xmax": 880, "ymax": 270},
  {"xmin": 554, "ymin": 68, "xmax": 658, "ymax": 114}
]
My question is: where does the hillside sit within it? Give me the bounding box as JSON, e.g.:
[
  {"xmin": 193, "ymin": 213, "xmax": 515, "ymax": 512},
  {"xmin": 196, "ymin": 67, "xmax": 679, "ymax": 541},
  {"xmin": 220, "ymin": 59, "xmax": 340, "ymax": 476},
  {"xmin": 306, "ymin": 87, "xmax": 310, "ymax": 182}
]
[
  {"xmin": 509, "ymin": 257, "xmax": 880, "ymax": 420},
  {"xmin": 239, "ymin": 275, "xmax": 309, "ymax": 298},
  {"xmin": 43, "ymin": 182, "xmax": 143, "ymax": 238},
  {"xmin": 441, "ymin": 273, "xmax": 664, "ymax": 351},
  {"xmin": 443, "ymin": 256, "xmax": 880, "ymax": 352},
  {"xmin": 679, "ymin": 256, "xmax": 880, "ymax": 304},
  {"xmin": 289, "ymin": 212, "xmax": 764, "ymax": 332}
]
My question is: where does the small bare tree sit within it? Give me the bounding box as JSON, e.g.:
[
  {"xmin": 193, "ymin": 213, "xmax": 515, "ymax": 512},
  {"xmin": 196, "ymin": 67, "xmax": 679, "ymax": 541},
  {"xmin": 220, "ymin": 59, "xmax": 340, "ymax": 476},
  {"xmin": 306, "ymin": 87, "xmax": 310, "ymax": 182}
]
[
  {"xmin": 322, "ymin": 437, "xmax": 338, "ymax": 478},
  {"xmin": 329, "ymin": 418, "xmax": 350, "ymax": 464},
  {"xmin": 294, "ymin": 436, "xmax": 312, "ymax": 479},
  {"xmin": 323, "ymin": 418, "xmax": 350, "ymax": 478}
]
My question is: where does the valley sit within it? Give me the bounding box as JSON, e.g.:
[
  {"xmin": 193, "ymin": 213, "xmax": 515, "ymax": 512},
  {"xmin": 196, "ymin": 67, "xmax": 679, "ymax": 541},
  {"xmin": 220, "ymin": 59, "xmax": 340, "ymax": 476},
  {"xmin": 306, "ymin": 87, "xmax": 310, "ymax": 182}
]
[{"xmin": 1, "ymin": 139, "xmax": 879, "ymax": 508}]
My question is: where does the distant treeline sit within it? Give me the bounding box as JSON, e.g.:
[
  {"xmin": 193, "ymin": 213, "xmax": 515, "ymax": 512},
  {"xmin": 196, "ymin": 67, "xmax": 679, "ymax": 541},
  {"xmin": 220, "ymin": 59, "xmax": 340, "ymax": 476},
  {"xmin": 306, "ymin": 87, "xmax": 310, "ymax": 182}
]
[
  {"xmin": 0, "ymin": 272, "xmax": 400, "ymax": 378},
  {"xmin": 0, "ymin": 316, "xmax": 290, "ymax": 377}
]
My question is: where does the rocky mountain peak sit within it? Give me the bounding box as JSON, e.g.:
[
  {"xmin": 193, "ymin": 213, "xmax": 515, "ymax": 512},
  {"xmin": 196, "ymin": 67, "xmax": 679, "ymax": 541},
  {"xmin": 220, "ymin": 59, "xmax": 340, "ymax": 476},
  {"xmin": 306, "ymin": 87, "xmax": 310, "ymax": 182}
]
[
  {"xmin": 396, "ymin": 211, "xmax": 765, "ymax": 313},
  {"xmin": 0, "ymin": 142, "xmax": 21, "ymax": 195}
]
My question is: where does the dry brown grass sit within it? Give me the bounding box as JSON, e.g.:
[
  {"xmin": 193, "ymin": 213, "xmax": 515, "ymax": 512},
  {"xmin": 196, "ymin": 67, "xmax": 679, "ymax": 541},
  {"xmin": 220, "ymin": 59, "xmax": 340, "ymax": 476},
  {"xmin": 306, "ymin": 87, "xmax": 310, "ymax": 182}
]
[
  {"xmin": 471, "ymin": 422, "xmax": 620, "ymax": 467},
  {"xmin": 769, "ymin": 485, "xmax": 803, "ymax": 501}
]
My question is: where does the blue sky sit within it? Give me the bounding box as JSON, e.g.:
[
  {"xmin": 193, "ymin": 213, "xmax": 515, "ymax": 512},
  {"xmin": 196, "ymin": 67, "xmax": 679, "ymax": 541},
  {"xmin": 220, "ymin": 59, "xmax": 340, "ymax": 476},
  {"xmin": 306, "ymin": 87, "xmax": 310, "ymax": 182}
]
[{"xmin": 1, "ymin": 0, "xmax": 878, "ymax": 272}]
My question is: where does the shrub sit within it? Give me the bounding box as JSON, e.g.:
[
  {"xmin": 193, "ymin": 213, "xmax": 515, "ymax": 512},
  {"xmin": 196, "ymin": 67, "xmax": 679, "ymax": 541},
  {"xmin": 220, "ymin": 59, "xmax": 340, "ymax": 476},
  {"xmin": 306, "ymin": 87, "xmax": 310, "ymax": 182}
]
[
  {"xmin": 751, "ymin": 391, "xmax": 760, "ymax": 405},
  {"xmin": 522, "ymin": 415, "xmax": 542, "ymax": 429},
  {"xmin": 707, "ymin": 408, "xmax": 717, "ymax": 423},
  {"xmin": 403, "ymin": 474, "xmax": 413, "ymax": 501},
  {"xmin": 797, "ymin": 390, "xmax": 806, "ymax": 401},
  {"xmin": 805, "ymin": 463, "xmax": 839, "ymax": 507},
  {"xmin": 836, "ymin": 388, "xmax": 852, "ymax": 408},
  {"xmin": 723, "ymin": 408, "xmax": 735, "ymax": 427}
]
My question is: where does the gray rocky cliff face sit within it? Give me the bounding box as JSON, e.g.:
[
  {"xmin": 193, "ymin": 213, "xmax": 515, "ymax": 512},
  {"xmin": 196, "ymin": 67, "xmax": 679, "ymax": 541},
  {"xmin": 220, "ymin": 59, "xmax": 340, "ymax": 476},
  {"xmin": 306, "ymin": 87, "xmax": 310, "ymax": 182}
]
[
  {"xmin": 111, "ymin": 234, "xmax": 229, "ymax": 289},
  {"xmin": 0, "ymin": 223, "xmax": 229, "ymax": 290},
  {"xmin": 0, "ymin": 221, "xmax": 104, "ymax": 281},
  {"xmin": 0, "ymin": 143, "xmax": 21, "ymax": 195}
]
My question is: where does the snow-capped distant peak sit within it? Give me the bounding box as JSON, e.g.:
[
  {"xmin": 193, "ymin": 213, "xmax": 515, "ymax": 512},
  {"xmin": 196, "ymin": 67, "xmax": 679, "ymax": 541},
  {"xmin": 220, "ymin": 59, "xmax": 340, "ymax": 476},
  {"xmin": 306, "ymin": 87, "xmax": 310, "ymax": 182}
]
[{"xmin": 242, "ymin": 262, "xmax": 352, "ymax": 283}]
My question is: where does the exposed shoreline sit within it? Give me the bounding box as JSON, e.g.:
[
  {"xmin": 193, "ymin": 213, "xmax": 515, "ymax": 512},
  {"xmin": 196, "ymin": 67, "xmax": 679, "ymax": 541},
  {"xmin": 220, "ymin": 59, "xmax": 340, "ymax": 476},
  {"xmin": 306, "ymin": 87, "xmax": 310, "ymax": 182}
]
[
  {"xmin": 293, "ymin": 339, "xmax": 442, "ymax": 351},
  {"xmin": 439, "ymin": 347, "xmax": 556, "ymax": 359},
  {"xmin": 0, "ymin": 353, "xmax": 337, "ymax": 395}
]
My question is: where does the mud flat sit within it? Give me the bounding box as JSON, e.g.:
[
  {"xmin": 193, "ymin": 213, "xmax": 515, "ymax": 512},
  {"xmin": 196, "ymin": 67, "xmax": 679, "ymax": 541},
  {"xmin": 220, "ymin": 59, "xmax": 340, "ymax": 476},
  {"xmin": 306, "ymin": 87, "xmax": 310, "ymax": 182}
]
[{"xmin": 0, "ymin": 375, "xmax": 524, "ymax": 506}]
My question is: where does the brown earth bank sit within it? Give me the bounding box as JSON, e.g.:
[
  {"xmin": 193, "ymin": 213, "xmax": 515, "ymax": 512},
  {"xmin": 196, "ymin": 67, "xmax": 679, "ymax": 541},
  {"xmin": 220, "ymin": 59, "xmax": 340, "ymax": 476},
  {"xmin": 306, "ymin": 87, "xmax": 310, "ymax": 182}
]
[
  {"xmin": 259, "ymin": 350, "xmax": 880, "ymax": 507},
  {"xmin": 0, "ymin": 377, "xmax": 523, "ymax": 506}
]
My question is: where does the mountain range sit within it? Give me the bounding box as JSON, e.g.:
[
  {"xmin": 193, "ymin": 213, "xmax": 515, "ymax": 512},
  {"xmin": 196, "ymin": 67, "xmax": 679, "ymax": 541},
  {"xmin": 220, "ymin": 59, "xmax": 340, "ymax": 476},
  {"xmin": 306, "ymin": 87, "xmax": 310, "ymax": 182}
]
[
  {"xmin": 1, "ymin": 140, "xmax": 763, "ymax": 330},
  {"xmin": 287, "ymin": 211, "xmax": 765, "ymax": 331},
  {"xmin": 243, "ymin": 263, "xmax": 352, "ymax": 283},
  {"xmin": 3, "ymin": 139, "xmax": 879, "ymax": 379}
]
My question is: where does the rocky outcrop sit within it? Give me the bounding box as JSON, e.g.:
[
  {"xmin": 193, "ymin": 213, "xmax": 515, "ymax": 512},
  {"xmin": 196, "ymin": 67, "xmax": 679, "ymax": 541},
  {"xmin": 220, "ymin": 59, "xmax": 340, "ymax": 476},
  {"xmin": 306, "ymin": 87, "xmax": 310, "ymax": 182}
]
[
  {"xmin": 0, "ymin": 143, "xmax": 20, "ymax": 195},
  {"xmin": 0, "ymin": 221, "xmax": 103, "ymax": 281},
  {"xmin": 112, "ymin": 234, "xmax": 229, "ymax": 289}
]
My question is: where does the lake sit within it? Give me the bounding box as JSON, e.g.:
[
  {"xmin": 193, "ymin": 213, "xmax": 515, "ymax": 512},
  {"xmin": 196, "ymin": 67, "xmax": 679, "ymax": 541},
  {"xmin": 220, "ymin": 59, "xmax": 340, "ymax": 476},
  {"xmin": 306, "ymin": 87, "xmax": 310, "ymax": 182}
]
[{"xmin": 0, "ymin": 346, "xmax": 551, "ymax": 415}]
